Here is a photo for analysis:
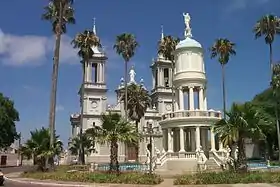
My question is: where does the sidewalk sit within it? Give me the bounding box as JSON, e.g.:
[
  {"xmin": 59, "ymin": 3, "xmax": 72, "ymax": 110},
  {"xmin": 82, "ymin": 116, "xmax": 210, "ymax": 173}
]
[{"xmin": 5, "ymin": 172, "xmax": 280, "ymax": 187}]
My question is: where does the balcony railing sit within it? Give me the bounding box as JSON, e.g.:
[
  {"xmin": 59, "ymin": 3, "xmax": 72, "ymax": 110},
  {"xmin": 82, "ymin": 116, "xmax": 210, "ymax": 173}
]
[{"xmin": 162, "ymin": 110, "xmax": 222, "ymax": 120}]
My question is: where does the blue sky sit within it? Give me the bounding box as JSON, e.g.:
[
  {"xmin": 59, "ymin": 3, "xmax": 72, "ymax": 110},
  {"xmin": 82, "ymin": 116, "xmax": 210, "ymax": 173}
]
[{"xmin": 0, "ymin": 0, "xmax": 280, "ymax": 145}]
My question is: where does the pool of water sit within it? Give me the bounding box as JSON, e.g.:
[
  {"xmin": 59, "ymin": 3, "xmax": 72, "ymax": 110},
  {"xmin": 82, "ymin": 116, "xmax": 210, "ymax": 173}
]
[{"xmin": 97, "ymin": 163, "xmax": 149, "ymax": 171}]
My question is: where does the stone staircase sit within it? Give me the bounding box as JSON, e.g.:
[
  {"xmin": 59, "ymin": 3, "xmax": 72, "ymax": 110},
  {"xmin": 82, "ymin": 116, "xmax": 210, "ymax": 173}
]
[{"xmin": 206, "ymin": 158, "xmax": 222, "ymax": 171}]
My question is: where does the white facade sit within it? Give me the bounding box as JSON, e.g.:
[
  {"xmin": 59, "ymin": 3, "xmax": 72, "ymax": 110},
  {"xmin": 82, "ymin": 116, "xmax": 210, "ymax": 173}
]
[{"xmin": 70, "ymin": 13, "xmax": 226, "ymax": 170}]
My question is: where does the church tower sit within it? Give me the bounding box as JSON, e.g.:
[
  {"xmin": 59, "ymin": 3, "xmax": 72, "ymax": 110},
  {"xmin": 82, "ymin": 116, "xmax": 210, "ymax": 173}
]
[
  {"xmin": 80, "ymin": 18, "xmax": 108, "ymax": 130},
  {"xmin": 150, "ymin": 26, "xmax": 173, "ymax": 114}
]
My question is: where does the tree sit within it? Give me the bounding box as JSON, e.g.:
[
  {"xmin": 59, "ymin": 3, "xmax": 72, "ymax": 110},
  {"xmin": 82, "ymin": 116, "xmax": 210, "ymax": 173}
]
[
  {"xmin": 113, "ymin": 33, "xmax": 139, "ymax": 121},
  {"xmin": 71, "ymin": 29, "xmax": 101, "ymax": 164},
  {"xmin": 157, "ymin": 35, "xmax": 180, "ymax": 112},
  {"xmin": 213, "ymin": 102, "xmax": 267, "ymax": 171},
  {"xmin": 253, "ymin": 14, "xmax": 280, "ymax": 71},
  {"xmin": 86, "ymin": 112, "xmax": 140, "ymax": 173},
  {"xmin": 209, "ymin": 38, "xmax": 236, "ymax": 119},
  {"xmin": 121, "ymin": 83, "xmax": 151, "ymax": 161},
  {"xmin": 20, "ymin": 127, "xmax": 63, "ymax": 171},
  {"xmin": 42, "ymin": 0, "xmax": 75, "ymax": 149},
  {"xmin": 0, "ymin": 93, "xmax": 19, "ymax": 149},
  {"xmin": 68, "ymin": 133, "xmax": 95, "ymax": 156}
]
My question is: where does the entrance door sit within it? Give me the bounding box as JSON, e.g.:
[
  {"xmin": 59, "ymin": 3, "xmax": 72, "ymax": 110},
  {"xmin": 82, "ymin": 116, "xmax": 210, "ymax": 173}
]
[
  {"xmin": 127, "ymin": 143, "xmax": 137, "ymax": 161},
  {"xmin": 0, "ymin": 155, "xmax": 7, "ymax": 166}
]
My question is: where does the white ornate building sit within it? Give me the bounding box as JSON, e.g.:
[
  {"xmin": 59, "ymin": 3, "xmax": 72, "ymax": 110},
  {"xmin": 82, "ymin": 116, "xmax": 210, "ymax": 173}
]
[{"xmin": 70, "ymin": 13, "xmax": 227, "ymax": 171}]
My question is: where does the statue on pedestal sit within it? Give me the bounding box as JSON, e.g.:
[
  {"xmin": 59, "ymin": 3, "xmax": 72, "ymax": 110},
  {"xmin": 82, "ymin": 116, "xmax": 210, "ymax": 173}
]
[
  {"xmin": 129, "ymin": 66, "xmax": 136, "ymax": 83},
  {"xmin": 183, "ymin": 13, "xmax": 192, "ymax": 37}
]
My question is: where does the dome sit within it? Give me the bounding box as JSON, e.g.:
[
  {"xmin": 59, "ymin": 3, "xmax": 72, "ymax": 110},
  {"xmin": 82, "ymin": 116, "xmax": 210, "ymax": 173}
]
[{"xmin": 176, "ymin": 37, "xmax": 202, "ymax": 49}]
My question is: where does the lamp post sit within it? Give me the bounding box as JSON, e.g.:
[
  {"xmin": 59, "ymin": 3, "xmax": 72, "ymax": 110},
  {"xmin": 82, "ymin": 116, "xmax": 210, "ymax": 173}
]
[{"xmin": 142, "ymin": 119, "xmax": 161, "ymax": 175}]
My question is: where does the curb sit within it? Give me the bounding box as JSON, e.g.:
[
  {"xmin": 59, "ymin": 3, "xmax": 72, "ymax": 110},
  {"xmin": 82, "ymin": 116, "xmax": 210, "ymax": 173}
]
[{"xmin": 4, "ymin": 177, "xmax": 95, "ymax": 187}]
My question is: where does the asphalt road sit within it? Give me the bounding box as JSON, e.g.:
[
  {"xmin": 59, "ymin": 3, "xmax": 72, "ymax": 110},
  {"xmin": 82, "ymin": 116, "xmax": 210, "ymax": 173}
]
[{"xmin": 4, "ymin": 180, "xmax": 66, "ymax": 186}]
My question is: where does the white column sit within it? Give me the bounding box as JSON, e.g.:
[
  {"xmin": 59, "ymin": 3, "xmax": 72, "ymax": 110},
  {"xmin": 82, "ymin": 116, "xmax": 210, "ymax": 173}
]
[
  {"xmin": 160, "ymin": 68, "xmax": 164, "ymax": 86},
  {"xmin": 87, "ymin": 63, "xmax": 92, "ymax": 82},
  {"xmin": 175, "ymin": 89, "xmax": 179, "ymax": 111},
  {"xmin": 198, "ymin": 87, "xmax": 204, "ymax": 110},
  {"xmin": 210, "ymin": 128, "xmax": 216, "ymax": 151},
  {"xmin": 167, "ymin": 128, "xmax": 173, "ymax": 152},
  {"xmin": 95, "ymin": 64, "xmax": 99, "ymax": 83},
  {"xmin": 98, "ymin": 64, "xmax": 102, "ymax": 83},
  {"xmin": 179, "ymin": 87, "xmax": 184, "ymax": 110},
  {"xmin": 169, "ymin": 68, "xmax": 172, "ymax": 87},
  {"xmin": 179, "ymin": 127, "xmax": 185, "ymax": 152},
  {"xmin": 157, "ymin": 69, "xmax": 160, "ymax": 87},
  {"xmin": 189, "ymin": 86, "xmax": 194, "ymax": 110},
  {"xmin": 195, "ymin": 126, "xmax": 201, "ymax": 151},
  {"xmin": 101, "ymin": 63, "xmax": 105, "ymax": 83},
  {"xmin": 204, "ymin": 89, "xmax": 207, "ymax": 110}
]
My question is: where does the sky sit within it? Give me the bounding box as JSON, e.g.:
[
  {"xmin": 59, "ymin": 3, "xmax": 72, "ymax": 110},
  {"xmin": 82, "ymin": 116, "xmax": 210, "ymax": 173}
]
[{"xmin": 0, "ymin": 0, "xmax": 280, "ymax": 145}]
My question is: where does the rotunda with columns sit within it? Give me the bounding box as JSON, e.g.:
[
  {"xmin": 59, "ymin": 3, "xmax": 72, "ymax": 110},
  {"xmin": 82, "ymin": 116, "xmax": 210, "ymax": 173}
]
[{"xmin": 159, "ymin": 13, "xmax": 222, "ymax": 161}]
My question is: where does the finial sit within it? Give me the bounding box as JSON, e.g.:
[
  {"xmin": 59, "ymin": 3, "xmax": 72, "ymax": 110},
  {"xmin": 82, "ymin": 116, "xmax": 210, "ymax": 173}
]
[
  {"xmin": 93, "ymin": 17, "xmax": 96, "ymax": 34},
  {"xmin": 183, "ymin": 13, "xmax": 192, "ymax": 38},
  {"xmin": 140, "ymin": 78, "xmax": 144, "ymax": 85}
]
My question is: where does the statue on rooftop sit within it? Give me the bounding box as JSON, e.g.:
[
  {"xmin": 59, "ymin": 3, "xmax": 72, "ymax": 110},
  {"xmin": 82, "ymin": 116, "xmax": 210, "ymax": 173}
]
[
  {"xmin": 183, "ymin": 12, "xmax": 192, "ymax": 38},
  {"xmin": 129, "ymin": 66, "xmax": 136, "ymax": 83}
]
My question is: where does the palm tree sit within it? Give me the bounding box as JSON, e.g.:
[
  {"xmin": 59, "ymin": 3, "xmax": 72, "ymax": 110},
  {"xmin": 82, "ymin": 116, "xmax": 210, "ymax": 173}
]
[
  {"xmin": 121, "ymin": 83, "xmax": 151, "ymax": 161},
  {"xmin": 71, "ymin": 30, "xmax": 101, "ymax": 164},
  {"xmin": 86, "ymin": 112, "xmax": 140, "ymax": 173},
  {"xmin": 68, "ymin": 133, "xmax": 95, "ymax": 157},
  {"xmin": 42, "ymin": 0, "xmax": 75, "ymax": 149},
  {"xmin": 253, "ymin": 14, "xmax": 280, "ymax": 71},
  {"xmin": 213, "ymin": 102, "xmax": 267, "ymax": 171},
  {"xmin": 157, "ymin": 35, "xmax": 180, "ymax": 112},
  {"xmin": 113, "ymin": 33, "xmax": 139, "ymax": 121},
  {"xmin": 209, "ymin": 38, "xmax": 236, "ymax": 119},
  {"xmin": 20, "ymin": 127, "xmax": 63, "ymax": 171}
]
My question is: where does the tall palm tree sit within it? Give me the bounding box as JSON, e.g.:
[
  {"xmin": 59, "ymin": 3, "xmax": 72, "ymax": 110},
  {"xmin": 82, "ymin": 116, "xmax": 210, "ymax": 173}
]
[
  {"xmin": 42, "ymin": 0, "xmax": 75, "ymax": 149},
  {"xmin": 68, "ymin": 133, "xmax": 95, "ymax": 157},
  {"xmin": 253, "ymin": 14, "xmax": 280, "ymax": 71},
  {"xmin": 157, "ymin": 35, "xmax": 180, "ymax": 112},
  {"xmin": 213, "ymin": 102, "xmax": 267, "ymax": 171},
  {"xmin": 121, "ymin": 83, "xmax": 151, "ymax": 161},
  {"xmin": 86, "ymin": 112, "xmax": 140, "ymax": 173},
  {"xmin": 209, "ymin": 38, "xmax": 236, "ymax": 119},
  {"xmin": 254, "ymin": 14, "xmax": 280, "ymax": 161},
  {"xmin": 113, "ymin": 33, "xmax": 139, "ymax": 121},
  {"xmin": 20, "ymin": 127, "xmax": 63, "ymax": 171},
  {"xmin": 71, "ymin": 30, "xmax": 101, "ymax": 164}
]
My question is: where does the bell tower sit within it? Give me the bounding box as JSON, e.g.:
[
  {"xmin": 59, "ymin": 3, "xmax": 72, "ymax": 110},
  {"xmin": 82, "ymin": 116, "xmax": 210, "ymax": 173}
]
[
  {"xmin": 150, "ymin": 26, "xmax": 173, "ymax": 114},
  {"xmin": 80, "ymin": 18, "xmax": 108, "ymax": 131}
]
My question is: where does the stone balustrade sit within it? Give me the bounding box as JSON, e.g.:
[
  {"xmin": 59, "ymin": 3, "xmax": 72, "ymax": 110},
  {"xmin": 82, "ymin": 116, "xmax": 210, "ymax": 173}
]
[{"xmin": 162, "ymin": 110, "xmax": 221, "ymax": 120}]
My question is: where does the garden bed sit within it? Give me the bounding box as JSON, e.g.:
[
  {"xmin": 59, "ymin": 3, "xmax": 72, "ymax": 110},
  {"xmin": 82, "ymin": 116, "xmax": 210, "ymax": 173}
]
[
  {"xmin": 21, "ymin": 170, "xmax": 163, "ymax": 185},
  {"xmin": 174, "ymin": 171, "xmax": 280, "ymax": 185}
]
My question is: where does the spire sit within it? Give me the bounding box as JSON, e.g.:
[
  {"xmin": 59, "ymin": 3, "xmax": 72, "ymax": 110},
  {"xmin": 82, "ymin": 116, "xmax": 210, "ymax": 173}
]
[
  {"xmin": 158, "ymin": 25, "xmax": 164, "ymax": 59},
  {"xmin": 161, "ymin": 25, "xmax": 164, "ymax": 42},
  {"xmin": 92, "ymin": 17, "xmax": 96, "ymax": 35},
  {"xmin": 183, "ymin": 13, "xmax": 192, "ymax": 38}
]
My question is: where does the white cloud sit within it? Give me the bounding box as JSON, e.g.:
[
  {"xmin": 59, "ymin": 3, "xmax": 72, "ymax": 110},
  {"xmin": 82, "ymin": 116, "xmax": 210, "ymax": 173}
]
[
  {"xmin": 56, "ymin": 105, "xmax": 65, "ymax": 112},
  {"xmin": 0, "ymin": 28, "xmax": 78, "ymax": 66},
  {"xmin": 227, "ymin": 0, "xmax": 272, "ymax": 11}
]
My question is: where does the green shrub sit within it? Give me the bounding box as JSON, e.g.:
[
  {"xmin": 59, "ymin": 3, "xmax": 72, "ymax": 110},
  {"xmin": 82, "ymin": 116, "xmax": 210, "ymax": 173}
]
[
  {"xmin": 21, "ymin": 171, "xmax": 163, "ymax": 185},
  {"xmin": 174, "ymin": 171, "xmax": 280, "ymax": 185}
]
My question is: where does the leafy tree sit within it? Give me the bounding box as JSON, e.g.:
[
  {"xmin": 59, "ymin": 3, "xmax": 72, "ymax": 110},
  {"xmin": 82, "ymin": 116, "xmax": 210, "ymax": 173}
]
[
  {"xmin": 42, "ymin": 0, "xmax": 75, "ymax": 148},
  {"xmin": 209, "ymin": 38, "xmax": 236, "ymax": 119},
  {"xmin": 113, "ymin": 33, "xmax": 139, "ymax": 121},
  {"xmin": 71, "ymin": 29, "xmax": 101, "ymax": 164},
  {"xmin": 213, "ymin": 102, "xmax": 267, "ymax": 171},
  {"xmin": 121, "ymin": 83, "xmax": 151, "ymax": 161},
  {"xmin": 157, "ymin": 35, "xmax": 180, "ymax": 112},
  {"xmin": 0, "ymin": 93, "xmax": 19, "ymax": 149},
  {"xmin": 68, "ymin": 133, "xmax": 95, "ymax": 156},
  {"xmin": 20, "ymin": 127, "xmax": 63, "ymax": 171},
  {"xmin": 86, "ymin": 112, "xmax": 140, "ymax": 173},
  {"xmin": 253, "ymin": 14, "xmax": 280, "ymax": 71}
]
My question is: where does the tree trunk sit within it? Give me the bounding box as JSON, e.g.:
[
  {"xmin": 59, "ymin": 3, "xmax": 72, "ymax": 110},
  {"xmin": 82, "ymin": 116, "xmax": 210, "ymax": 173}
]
[
  {"xmin": 221, "ymin": 64, "xmax": 226, "ymax": 119},
  {"xmin": 135, "ymin": 121, "xmax": 139, "ymax": 162},
  {"xmin": 79, "ymin": 62, "xmax": 86, "ymax": 165},
  {"xmin": 171, "ymin": 61, "xmax": 175, "ymax": 112},
  {"xmin": 269, "ymin": 43, "xmax": 273, "ymax": 73},
  {"xmin": 110, "ymin": 139, "xmax": 119, "ymax": 173},
  {"xmin": 49, "ymin": 2, "xmax": 63, "ymax": 167},
  {"xmin": 124, "ymin": 60, "xmax": 128, "ymax": 161},
  {"xmin": 237, "ymin": 134, "xmax": 247, "ymax": 172}
]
